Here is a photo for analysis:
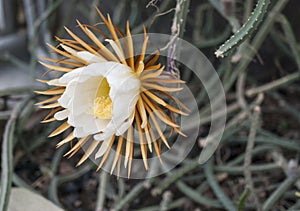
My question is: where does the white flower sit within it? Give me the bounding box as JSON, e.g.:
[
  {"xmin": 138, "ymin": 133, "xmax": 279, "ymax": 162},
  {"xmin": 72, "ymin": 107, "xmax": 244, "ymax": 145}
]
[
  {"xmin": 36, "ymin": 9, "xmax": 188, "ymax": 177},
  {"xmin": 52, "ymin": 61, "xmax": 140, "ymax": 149}
]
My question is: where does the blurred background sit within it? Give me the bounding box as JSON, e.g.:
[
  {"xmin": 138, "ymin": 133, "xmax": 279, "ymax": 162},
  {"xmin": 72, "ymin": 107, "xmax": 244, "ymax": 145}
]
[{"xmin": 1, "ymin": 0, "xmax": 300, "ymax": 210}]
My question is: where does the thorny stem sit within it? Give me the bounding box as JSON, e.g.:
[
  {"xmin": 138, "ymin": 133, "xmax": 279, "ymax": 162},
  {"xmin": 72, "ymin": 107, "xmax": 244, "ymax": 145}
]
[
  {"xmin": 215, "ymin": 0, "xmax": 270, "ymax": 57},
  {"xmin": 224, "ymin": 0, "xmax": 289, "ymax": 91}
]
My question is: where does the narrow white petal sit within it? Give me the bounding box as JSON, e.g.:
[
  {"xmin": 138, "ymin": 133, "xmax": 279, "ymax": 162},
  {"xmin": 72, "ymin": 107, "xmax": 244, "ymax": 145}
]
[
  {"xmin": 47, "ymin": 79, "xmax": 65, "ymax": 86},
  {"xmin": 57, "ymin": 85, "xmax": 74, "ymax": 108},
  {"xmin": 116, "ymin": 111, "xmax": 135, "ymax": 136},
  {"xmin": 77, "ymin": 51, "xmax": 106, "ymax": 63},
  {"xmin": 105, "ymin": 39, "xmax": 125, "ymax": 61},
  {"xmin": 94, "ymin": 128, "xmax": 116, "ymax": 141},
  {"xmin": 54, "ymin": 109, "xmax": 69, "ymax": 121},
  {"xmin": 60, "ymin": 44, "xmax": 77, "ymax": 56},
  {"xmin": 95, "ymin": 137, "xmax": 111, "ymax": 159}
]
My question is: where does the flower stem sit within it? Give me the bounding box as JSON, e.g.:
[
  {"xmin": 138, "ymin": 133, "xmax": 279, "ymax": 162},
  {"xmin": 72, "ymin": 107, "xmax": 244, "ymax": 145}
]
[
  {"xmin": 204, "ymin": 157, "xmax": 237, "ymax": 211},
  {"xmin": 244, "ymin": 106, "xmax": 262, "ymax": 211},
  {"xmin": 0, "ymin": 95, "xmax": 33, "ymax": 211},
  {"xmin": 262, "ymin": 171, "xmax": 300, "ymax": 211},
  {"xmin": 114, "ymin": 180, "xmax": 153, "ymax": 211},
  {"xmin": 167, "ymin": 0, "xmax": 190, "ymax": 74},
  {"xmin": 95, "ymin": 171, "xmax": 108, "ymax": 211}
]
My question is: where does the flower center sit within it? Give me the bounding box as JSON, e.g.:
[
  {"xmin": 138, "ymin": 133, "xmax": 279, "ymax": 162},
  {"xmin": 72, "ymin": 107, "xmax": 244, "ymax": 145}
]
[{"xmin": 93, "ymin": 77, "xmax": 113, "ymax": 119}]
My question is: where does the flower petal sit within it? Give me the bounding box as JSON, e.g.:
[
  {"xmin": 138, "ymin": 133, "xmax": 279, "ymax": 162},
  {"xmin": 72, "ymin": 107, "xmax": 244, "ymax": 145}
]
[
  {"xmin": 77, "ymin": 51, "xmax": 106, "ymax": 63},
  {"xmin": 57, "ymin": 61, "xmax": 141, "ymax": 139},
  {"xmin": 47, "ymin": 79, "xmax": 65, "ymax": 86},
  {"xmin": 95, "ymin": 137, "xmax": 111, "ymax": 158},
  {"xmin": 54, "ymin": 109, "xmax": 69, "ymax": 121},
  {"xmin": 68, "ymin": 112, "xmax": 109, "ymax": 134},
  {"xmin": 115, "ymin": 111, "xmax": 135, "ymax": 136},
  {"xmin": 73, "ymin": 127, "xmax": 89, "ymax": 138}
]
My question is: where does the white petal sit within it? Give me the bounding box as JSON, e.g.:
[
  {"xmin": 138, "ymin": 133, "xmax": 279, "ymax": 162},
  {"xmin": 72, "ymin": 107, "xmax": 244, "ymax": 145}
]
[
  {"xmin": 60, "ymin": 45, "xmax": 106, "ymax": 64},
  {"xmin": 105, "ymin": 39, "xmax": 125, "ymax": 61},
  {"xmin": 61, "ymin": 76, "xmax": 100, "ymax": 115},
  {"xmin": 77, "ymin": 51, "xmax": 106, "ymax": 63},
  {"xmin": 94, "ymin": 128, "xmax": 116, "ymax": 140},
  {"xmin": 56, "ymin": 61, "xmax": 141, "ymax": 139},
  {"xmin": 68, "ymin": 112, "xmax": 109, "ymax": 134},
  {"xmin": 57, "ymin": 82, "xmax": 77, "ymax": 108},
  {"xmin": 94, "ymin": 64, "xmax": 140, "ymax": 139},
  {"xmin": 115, "ymin": 111, "xmax": 135, "ymax": 136},
  {"xmin": 60, "ymin": 44, "xmax": 77, "ymax": 56},
  {"xmin": 59, "ymin": 67, "xmax": 85, "ymax": 84},
  {"xmin": 93, "ymin": 108, "xmax": 135, "ymax": 140},
  {"xmin": 111, "ymin": 92, "xmax": 139, "ymax": 123},
  {"xmin": 84, "ymin": 118, "xmax": 109, "ymax": 134},
  {"xmin": 95, "ymin": 137, "xmax": 111, "ymax": 159},
  {"xmin": 59, "ymin": 62, "xmax": 129, "ymax": 85},
  {"xmin": 107, "ymin": 70, "xmax": 140, "ymax": 93},
  {"xmin": 108, "ymin": 65, "xmax": 140, "ymax": 120},
  {"xmin": 47, "ymin": 79, "xmax": 65, "ymax": 86},
  {"xmin": 68, "ymin": 81, "xmax": 98, "ymax": 113},
  {"xmin": 54, "ymin": 109, "xmax": 69, "ymax": 121},
  {"xmin": 73, "ymin": 127, "xmax": 89, "ymax": 138}
]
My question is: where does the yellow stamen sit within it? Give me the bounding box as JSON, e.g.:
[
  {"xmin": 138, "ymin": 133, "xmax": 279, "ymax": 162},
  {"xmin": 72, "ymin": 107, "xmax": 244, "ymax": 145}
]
[{"xmin": 94, "ymin": 78, "xmax": 113, "ymax": 119}]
